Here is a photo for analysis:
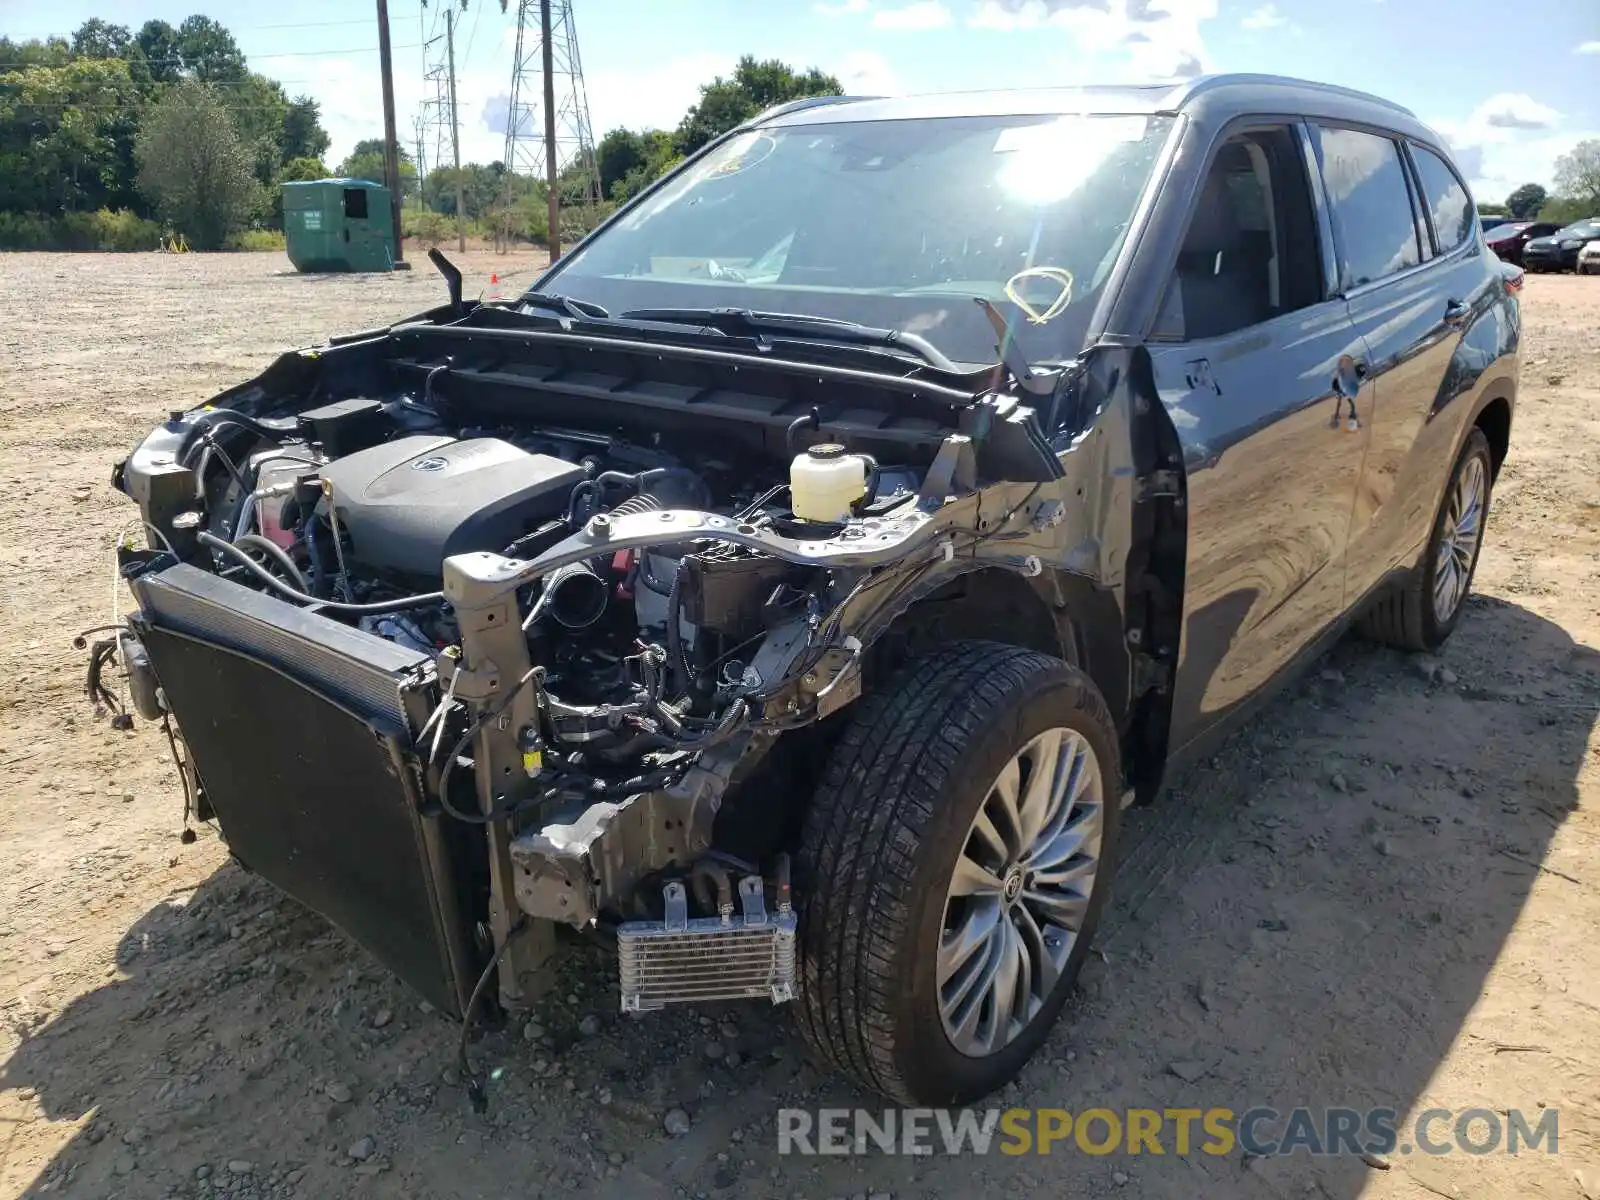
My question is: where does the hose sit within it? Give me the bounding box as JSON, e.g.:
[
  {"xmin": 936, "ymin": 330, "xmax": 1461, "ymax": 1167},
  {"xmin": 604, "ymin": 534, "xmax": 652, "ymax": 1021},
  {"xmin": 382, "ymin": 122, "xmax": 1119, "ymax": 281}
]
[
  {"xmin": 195, "ymin": 531, "xmax": 443, "ymax": 614},
  {"xmin": 232, "ymin": 533, "xmax": 309, "ymax": 593},
  {"xmin": 690, "ymin": 861, "xmax": 734, "ymax": 915},
  {"xmin": 175, "ymin": 409, "xmax": 280, "ymax": 467},
  {"xmin": 785, "ymin": 408, "xmax": 821, "ymax": 457}
]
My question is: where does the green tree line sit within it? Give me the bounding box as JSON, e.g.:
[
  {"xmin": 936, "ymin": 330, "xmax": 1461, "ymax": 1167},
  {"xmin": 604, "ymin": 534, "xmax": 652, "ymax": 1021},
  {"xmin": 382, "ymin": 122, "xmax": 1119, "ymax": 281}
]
[
  {"xmin": 1, "ymin": 16, "xmax": 332, "ymax": 249},
  {"xmin": 1, "ymin": 31, "xmax": 843, "ymax": 252},
  {"xmin": 1459, "ymin": 146, "xmax": 1600, "ymax": 227}
]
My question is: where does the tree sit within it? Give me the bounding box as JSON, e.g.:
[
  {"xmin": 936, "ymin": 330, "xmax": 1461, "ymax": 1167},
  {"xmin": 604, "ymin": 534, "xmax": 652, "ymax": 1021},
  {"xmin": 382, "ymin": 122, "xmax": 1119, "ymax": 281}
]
[
  {"xmin": 0, "ymin": 35, "xmax": 71, "ymax": 70},
  {"xmin": 135, "ymin": 81, "xmax": 258, "ymax": 249},
  {"xmin": 0, "ymin": 56, "xmax": 143, "ymax": 214},
  {"xmin": 338, "ymin": 138, "xmax": 416, "ymax": 195},
  {"xmin": 674, "ymin": 57, "xmax": 842, "ymax": 158},
  {"xmin": 1551, "ymin": 140, "xmax": 1600, "ymax": 214},
  {"xmin": 281, "ymin": 156, "xmax": 328, "ymax": 182},
  {"xmin": 1504, "ymin": 183, "xmax": 1547, "ymax": 219},
  {"xmin": 135, "ymin": 20, "xmax": 182, "ymax": 85},
  {"xmin": 281, "ymin": 96, "xmax": 330, "ymax": 164},
  {"xmin": 175, "ymin": 16, "xmax": 247, "ymax": 84},
  {"xmin": 70, "ymin": 19, "xmax": 133, "ymax": 61},
  {"xmin": 596, "ymin": 127, "xmax": 678, "ymax": 200}
]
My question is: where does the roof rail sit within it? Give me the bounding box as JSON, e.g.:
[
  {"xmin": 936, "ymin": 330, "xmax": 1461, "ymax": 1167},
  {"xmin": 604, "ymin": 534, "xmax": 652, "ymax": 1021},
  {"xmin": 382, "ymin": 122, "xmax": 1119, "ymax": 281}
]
[
  {"xmin": 744, "ymin": 93, "xmax": 879, "ymax": 127},
  {"xmin": 1166, "ymin": 73, "xmax": 1416, "ymax": 118}
]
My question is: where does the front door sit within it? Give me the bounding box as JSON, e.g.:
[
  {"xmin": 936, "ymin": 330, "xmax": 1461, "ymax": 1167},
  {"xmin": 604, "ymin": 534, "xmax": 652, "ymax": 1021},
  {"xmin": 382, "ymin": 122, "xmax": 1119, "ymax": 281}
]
[{"xmin": 1146, "ymin": 123, "xmax": 1371, "ymax": 754}]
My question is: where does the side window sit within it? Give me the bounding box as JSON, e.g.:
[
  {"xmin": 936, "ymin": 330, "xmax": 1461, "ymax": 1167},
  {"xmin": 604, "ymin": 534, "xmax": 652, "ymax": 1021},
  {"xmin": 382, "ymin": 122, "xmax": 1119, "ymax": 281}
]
[
  {"xmin": 1153, "ymin": 126, "xmax": 1326, "ymax": 341},
  {"xmin": 1410, "ymin": 144, "xmax": 1474, "ymax": 254},
  {"xmin": 1311, "ymin": 125, "xmax": 1421, "ymax": 289}
]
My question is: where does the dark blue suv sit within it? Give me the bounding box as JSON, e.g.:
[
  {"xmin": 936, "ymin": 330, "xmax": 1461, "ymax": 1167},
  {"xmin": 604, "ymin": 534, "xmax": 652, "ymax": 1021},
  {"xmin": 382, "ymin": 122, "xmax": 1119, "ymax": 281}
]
[{"xmin": 109, "ymin": 73, "xmax": 1519, "ymax": 1105}]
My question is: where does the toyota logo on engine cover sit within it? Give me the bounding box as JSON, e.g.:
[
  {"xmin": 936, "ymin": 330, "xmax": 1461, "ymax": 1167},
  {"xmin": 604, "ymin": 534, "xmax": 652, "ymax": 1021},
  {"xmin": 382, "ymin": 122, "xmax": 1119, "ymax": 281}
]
[{"xmin": 412, "ymin": 456, "xmax": 448, "ymax": 472}]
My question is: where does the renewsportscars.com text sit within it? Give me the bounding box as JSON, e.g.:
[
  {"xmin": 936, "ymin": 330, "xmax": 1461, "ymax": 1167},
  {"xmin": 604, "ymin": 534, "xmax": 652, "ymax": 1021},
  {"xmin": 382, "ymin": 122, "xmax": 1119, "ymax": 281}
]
[{"xmin": 777, "ymin": 1106, "xmax": 1560, "ymax": 1158}]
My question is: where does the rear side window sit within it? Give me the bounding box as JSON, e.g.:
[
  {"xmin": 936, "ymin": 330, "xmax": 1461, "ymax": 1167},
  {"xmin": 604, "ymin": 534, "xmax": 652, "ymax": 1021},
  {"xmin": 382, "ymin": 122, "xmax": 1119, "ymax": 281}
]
[
  {"xmin": 1311, "ymin": 125, "xmax": 1420, "ymax": 289},
  {"xmin": 1411, "ymin": 145, "xmax": 1473, "ymax": 253}
]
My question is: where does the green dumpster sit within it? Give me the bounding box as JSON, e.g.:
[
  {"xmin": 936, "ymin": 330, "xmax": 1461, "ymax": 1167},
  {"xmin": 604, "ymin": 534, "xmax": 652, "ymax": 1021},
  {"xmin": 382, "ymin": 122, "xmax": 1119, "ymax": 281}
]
[{"xmin": 282, "ymin": 178, "xmax": 396, "ymax": 273}]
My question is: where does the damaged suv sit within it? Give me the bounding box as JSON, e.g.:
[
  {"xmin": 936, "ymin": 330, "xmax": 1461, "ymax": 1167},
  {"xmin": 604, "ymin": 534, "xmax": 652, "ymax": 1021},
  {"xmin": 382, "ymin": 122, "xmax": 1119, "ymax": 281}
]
[{"xmin": 98, "ymin": 74, "xmax": 1519, "ymax": 1105}]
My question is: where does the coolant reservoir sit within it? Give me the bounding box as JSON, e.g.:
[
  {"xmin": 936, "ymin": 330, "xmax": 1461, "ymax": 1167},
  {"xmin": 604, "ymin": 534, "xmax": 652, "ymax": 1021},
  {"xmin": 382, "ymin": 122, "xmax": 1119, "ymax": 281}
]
[{"xmin": 790, "ymin": 444, "xmax": 867, "ymax": 523}]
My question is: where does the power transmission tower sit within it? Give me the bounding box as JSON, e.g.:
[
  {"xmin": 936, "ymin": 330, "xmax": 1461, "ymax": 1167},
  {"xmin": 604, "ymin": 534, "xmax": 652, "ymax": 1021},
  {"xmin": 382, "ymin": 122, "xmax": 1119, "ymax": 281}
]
[
  {"xmin": 418, "ymin": 2, "xmax": 467, "ymax": 250},
  {"xmin": 501, "ymin": 0, "xmax": 601, "ymax": 260}
]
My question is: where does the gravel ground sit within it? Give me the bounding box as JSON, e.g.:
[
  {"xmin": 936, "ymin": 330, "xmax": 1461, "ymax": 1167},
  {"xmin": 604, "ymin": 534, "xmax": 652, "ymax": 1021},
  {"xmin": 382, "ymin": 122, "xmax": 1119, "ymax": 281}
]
[{"xmin": 0, "ymin": 252, "xmax": 1596, "ymax": 1200}]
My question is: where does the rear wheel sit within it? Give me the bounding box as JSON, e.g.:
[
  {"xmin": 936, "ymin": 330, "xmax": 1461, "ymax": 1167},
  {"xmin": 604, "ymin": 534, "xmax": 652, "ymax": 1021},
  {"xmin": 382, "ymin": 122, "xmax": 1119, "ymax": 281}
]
[
  {"xmin": 794, "ymin": 641, "xmax": 1120, "ymax": 1104},
  {"xmin": 1360, "ymin": 427, "xmax": 1492, "ymax": 651}
]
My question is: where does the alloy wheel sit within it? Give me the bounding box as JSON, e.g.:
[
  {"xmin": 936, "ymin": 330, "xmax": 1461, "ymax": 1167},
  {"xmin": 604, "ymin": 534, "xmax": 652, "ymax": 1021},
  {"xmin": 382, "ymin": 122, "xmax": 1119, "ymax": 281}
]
[
  {"xmin": 937, "ymin": 727, "xmax": 1104, "ymax": 1057},
  {"xmin": 1433, "ymin": 453, "xmax": 1487, "ymax": 623}
]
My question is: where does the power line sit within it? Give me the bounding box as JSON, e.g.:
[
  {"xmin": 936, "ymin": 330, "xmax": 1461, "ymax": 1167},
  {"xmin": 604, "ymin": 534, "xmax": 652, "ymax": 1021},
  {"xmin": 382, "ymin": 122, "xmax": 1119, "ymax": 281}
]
[{"xmin": 0, "ymin": 44, "xmax": 423, "ymax": 71}]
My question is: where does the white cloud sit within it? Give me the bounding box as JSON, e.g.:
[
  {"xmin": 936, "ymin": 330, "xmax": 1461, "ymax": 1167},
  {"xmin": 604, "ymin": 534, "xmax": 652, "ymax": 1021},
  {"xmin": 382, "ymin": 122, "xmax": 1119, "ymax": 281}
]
[
  {"xmin": 833, "ymin": 49, "xmax": 903, "ymax": 95},
  {"xmin": 1427, "ymin": 92, "xmax": 1588, "ymax": 199},
  {"xmin": 1575, "ymin": 41, "xmax": 1600, "ymax": 54},
  {"xmin": 969, "ymin": 0, "xmax": 1214, "ymax": 80},
  {"xmin": 872, "ymin": 1, "xmax": 954, "ymax": 29},
  {"xmin": 969, "ymin": 0, "xmax": 1111, "ymax": 31},
  {"xmin": 1474, "ymin": 93, "xmax": 1561, "ymax": 131},
  {"xmin": 814, "ymin": 0, "xmax": 870, "ymax": 14},
  {"xmin": 1241, "ymin": 3, "xmax": 1287, "ymax": 29}
]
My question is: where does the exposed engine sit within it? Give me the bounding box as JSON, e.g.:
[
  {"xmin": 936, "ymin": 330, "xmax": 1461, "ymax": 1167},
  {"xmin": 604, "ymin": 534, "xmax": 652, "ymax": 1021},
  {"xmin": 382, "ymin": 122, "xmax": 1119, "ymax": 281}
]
[{"xmin": 137, "ymin": 389, "xmax": 913, "ymax": 799}]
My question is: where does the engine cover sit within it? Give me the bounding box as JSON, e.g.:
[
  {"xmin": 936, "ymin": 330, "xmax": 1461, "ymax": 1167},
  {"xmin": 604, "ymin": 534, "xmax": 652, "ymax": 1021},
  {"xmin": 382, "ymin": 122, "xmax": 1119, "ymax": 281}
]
[{"xmin": 320, "ymin": 434, "xmax": 584, "ymax": 576}]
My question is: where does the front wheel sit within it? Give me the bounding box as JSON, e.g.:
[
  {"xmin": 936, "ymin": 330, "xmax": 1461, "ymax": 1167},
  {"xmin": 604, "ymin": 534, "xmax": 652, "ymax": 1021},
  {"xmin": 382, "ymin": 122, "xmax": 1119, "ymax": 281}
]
[{"xmin": 795, "ymin": 641, "xmax": 1121, "ymax": 1104}]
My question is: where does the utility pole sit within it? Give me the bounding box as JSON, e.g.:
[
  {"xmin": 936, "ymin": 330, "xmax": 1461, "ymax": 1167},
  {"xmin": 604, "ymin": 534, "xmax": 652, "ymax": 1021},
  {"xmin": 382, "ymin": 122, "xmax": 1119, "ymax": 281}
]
[
  {"xmin": 446, "ymin": 8, "xmax": 466, "ymax": 253},
  {"xmin": 540, "ymin": 0, "xmax": 560, "ymax": 261},
  {"xmin": 374, "ymin": 0, "xmax": 407, "ymax": 267}
]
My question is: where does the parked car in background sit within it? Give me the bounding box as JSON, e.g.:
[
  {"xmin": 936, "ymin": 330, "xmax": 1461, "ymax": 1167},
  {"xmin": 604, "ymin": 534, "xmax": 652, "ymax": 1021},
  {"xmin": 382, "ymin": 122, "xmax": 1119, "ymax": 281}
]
[
  {"xmin": 1579, "ymin": 239, "xmax": 1600, "ymax": 275},
  {"xmin": 1485, "ymin": 220, "xmax": 1561, "ymax": 267},
  {"xmin": 1523, "ymin": 218, "xmax": 1600, "ymax": 272}
]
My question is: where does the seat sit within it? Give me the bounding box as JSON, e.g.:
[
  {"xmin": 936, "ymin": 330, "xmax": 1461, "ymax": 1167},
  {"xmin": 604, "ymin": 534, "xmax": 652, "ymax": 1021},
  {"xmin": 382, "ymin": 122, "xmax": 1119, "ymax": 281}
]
[{"xmin": 1177, "ymin": 146, "xmax": 1272, "ymax": 339}]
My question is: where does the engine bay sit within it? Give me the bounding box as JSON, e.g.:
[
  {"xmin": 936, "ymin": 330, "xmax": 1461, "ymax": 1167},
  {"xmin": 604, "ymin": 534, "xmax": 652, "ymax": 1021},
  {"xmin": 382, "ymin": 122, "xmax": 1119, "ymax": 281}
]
[{"xmin": 118, "ymin": 372, "xmax": 939, "ymax": 815}]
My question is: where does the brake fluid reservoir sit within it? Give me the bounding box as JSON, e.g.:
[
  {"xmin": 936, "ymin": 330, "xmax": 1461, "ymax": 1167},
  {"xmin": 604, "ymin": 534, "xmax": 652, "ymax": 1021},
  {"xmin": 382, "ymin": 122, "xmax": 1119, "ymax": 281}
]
[{"xmin": 790, "ymin": 444, "xmax": 868, "ymax": 523}]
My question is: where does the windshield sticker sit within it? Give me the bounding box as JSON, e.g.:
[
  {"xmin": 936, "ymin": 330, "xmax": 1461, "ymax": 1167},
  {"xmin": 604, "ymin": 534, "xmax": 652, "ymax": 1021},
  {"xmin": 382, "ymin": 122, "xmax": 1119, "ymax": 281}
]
[
  {"xmin": 1005, "ymin": 266, "xmax": 1075, "ymax": 324},
  {"xmin": 706, "ymin": 133, "xmax": 777, "ymax": 180}
]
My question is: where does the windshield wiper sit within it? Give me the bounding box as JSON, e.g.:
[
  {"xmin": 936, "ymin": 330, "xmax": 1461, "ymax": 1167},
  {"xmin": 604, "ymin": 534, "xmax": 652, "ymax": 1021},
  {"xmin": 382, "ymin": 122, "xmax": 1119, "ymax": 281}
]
[
  {"xmin": 518, "ymin": 292, "xmax": 612, "ymax": 320},
  {"xmin": 615, "ymin": 307, "xmax": 963, "ymax": 373}
]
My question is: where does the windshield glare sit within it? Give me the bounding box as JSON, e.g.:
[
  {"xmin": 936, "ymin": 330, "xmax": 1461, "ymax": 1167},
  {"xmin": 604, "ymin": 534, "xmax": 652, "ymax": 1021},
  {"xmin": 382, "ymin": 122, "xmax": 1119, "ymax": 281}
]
[
  {"xmin": 538, "ymin": 113, "xmax": 1175, "ymax": 367},
  {"xmin": 1557, "ymin": 221, "xmax": 1600, "ymax": 239}
]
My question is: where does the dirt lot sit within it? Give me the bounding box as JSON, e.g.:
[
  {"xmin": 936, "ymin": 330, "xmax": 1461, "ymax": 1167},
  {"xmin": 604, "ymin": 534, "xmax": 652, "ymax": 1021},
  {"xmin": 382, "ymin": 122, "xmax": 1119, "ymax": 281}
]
[{"xmin": 0, "ymin": 251, "xmax": 1596, "ymax": 1200}]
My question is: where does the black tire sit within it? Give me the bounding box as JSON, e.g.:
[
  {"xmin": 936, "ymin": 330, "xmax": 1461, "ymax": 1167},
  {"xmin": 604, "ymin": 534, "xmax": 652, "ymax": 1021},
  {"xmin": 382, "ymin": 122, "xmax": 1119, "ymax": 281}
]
[
  {"xmin": 794, "ymin": 641, "xmax": 1121, "ymax": 1104},
  {"xmin": 1360, "ymin": 427, "xmax": 1493, "ymax": 652}
]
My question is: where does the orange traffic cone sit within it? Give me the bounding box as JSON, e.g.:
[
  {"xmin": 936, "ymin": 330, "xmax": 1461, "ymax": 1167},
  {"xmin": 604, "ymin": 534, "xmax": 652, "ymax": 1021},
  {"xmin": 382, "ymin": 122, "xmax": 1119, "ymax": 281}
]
[{"xmin": 485, "ymin": 272, "xmax": 505, "ymax": 302}]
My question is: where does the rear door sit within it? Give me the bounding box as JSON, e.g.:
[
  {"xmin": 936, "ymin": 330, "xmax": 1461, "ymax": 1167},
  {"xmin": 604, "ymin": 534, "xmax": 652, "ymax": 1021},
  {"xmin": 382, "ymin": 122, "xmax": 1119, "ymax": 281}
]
[
  {"xmin": 1315, "ymin": 126, "xmax": 1495, "ymax": 597},
  {"xmin": 1146, "ymin": 122, "xmax": 1371, "ymax": 753}
]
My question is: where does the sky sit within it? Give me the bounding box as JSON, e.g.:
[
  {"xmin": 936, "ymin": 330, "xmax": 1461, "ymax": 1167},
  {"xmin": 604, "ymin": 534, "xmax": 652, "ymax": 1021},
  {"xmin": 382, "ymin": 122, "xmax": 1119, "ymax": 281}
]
[{"xmin": 5, "ymin": 0, "xmax": 1598, "ymax": 203}]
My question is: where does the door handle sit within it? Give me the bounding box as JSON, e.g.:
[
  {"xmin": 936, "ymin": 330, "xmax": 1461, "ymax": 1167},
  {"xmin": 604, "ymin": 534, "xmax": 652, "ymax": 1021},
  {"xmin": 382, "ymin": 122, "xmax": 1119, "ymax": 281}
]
[
  {"xmin": 1443, "ymin": 298, "xmax": 1470, "ymax": 328},
  {"xmin": 1332, "ymin": 357, "xmax": 1364, "ymax": 430}
]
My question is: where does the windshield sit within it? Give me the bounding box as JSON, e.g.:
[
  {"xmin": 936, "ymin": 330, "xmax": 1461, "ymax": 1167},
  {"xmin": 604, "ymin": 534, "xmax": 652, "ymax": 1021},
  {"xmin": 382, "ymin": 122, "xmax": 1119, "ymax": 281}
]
[
  {"xmin": 536, "ymin": 113, "xmax": 1176, "ymax": 367},
  {"xmin": 1482, "ymin": 223, "xmax": 1524, "ymax": 238},
  {"xmin": 1557, "ymin": 220, "xmax": 1600, "ymax": 239}
]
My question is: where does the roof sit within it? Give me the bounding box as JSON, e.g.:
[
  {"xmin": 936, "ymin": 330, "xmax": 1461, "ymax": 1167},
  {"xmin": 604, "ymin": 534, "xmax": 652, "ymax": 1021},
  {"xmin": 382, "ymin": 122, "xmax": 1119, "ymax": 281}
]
[
  {"xmin": 281, "ymin": 177, "xmax": 389, "ymax": 189},
  {"xmin": 753, "ymin": 73, "xmax": 1437, "ymax": 146}
]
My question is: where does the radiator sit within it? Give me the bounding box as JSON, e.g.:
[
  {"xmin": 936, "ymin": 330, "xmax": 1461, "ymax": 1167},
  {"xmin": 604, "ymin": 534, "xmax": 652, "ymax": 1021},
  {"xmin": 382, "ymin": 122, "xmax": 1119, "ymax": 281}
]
[{"xmin": 130, "ymin": 563, "xmax": 481, "ymax": 1017}]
